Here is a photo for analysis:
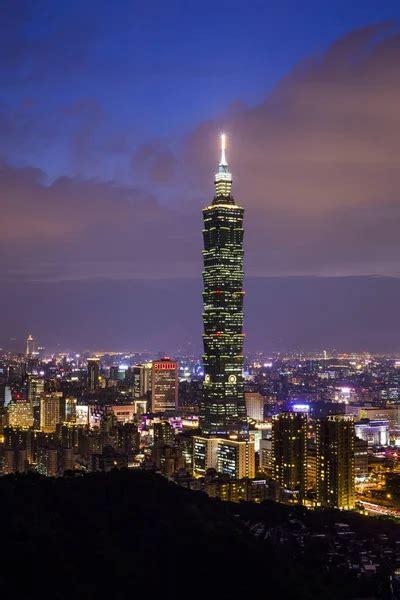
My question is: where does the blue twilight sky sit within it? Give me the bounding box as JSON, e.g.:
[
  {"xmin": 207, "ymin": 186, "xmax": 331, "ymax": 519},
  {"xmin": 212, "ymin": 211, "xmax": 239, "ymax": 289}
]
[
  {"xmin": 2, "ymin": 0, "xmax": 400, "ymax": 179},
  {"xmin": 3, "ymin": 1, "xmax": 400, "ymax": 351}
]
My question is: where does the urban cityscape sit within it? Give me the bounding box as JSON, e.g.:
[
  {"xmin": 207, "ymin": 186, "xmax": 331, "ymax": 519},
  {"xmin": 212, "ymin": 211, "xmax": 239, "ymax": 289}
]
[
  {"xmin": 3, "ymin": 2, "xmax": 400, "ymax": 599},
  {"xmin": 2, "ymin": 135, "xmax": 400, "ymax": 597}
]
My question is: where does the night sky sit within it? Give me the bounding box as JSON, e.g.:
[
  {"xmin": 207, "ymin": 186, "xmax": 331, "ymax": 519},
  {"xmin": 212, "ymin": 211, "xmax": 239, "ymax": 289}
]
[{"xmin": 2, "ymin": 1, "xmax": 400, "ymax": 353}]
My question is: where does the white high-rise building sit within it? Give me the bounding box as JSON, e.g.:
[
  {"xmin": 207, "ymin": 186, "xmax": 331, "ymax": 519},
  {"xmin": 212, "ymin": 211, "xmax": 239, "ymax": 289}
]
[{"xmin": 245, "ymin": 392, "xmax": 264, "ymax": 421}]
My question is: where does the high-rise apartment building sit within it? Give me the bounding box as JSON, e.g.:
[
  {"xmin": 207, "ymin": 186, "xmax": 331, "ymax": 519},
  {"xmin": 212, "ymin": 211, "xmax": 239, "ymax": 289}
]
[
  {"xmin": 151, "ymin": 359, "xmax": 178, "ymax": 413},
  {"xmin": 115, "ymin": 423, "xmax": 140, "ymax": 457},
  {"xmin": 40, "ymin": 392, "xmax": 62, "ymax": 433},
  {"xmin": 36, "ymin": 447, "xmax": 58, "ymax": 477},
  {"xmin": 271, "ymin": 412, "xmax": 308, "ymax": 501},
  {"xmin": 153, "ymin": 420, "xmax": 174, "ymax": 445},
  {"xmin": 87, "ymin": 357, "xmax": 100, "ymax": 391},
  {"xmin": 316, "ymin": 415, "xmax": 355, "ymax": 510},
  {"xmin": 201, "ymin": 135, "xmax": 247, "ymax": 438}
]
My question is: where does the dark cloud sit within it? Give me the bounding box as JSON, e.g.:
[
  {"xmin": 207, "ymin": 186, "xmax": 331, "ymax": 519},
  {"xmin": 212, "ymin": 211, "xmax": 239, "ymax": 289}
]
[
  {"xmin": 2, "ymin": 23, "xmax": 400, "ymax": 284},
  {"xmin": 179, "ymin": 22, "xmax": 400, "ymax": 276},
  {"xmin": 0, "ymin": 162, "xmax": 198, "ymax": 281},
  {"xmin": 2, "ymin": 23, "xmax": 400, "ymax": 283}
]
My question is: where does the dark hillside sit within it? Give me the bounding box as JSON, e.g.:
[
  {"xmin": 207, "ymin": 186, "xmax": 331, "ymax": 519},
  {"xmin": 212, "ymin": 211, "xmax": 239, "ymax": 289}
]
[{"xmin": 0, "ymin": 471, "xmax": 397, "ymax": 599}]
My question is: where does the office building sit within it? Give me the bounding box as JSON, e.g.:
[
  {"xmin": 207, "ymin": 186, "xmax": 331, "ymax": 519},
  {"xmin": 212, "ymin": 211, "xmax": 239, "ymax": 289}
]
[
  {"xmin": 217, "ymin": 437, "xmax": 255, "ymax": 479},
  {"xmin": 201, "ymin": 135, "xmax": 247, "ymax": 438},
  {"xmin": 316, "ymin": 415, "xmax": 355, "ymax": 510},
  {"xmin": 193, "ymin": 436, "xmax": 219, "ymax": 477},
  {"xmin": 133, "ymin": 363, "xmax": 152, "ymax": 398},
  {"xmin": 245, "ymin": 392, "xmax": 264, "ymax": 421},
  {"xmin": 271, "ymin": 412, "xmax": 308, "ymax": 501},
  {"xmin": 28, "ymin": 377, "xmax": 44, "ymax": 405},
  {"xmin": 87, "ymin": 357, "xmax": 100, "ymax": 391},
  {"xmin": 151, "ymin": 359, "xmax": 178, "ymax": 413},
  {"xmin": 193, "ymin": 435, "xmax": 255, "ymax": 479}
]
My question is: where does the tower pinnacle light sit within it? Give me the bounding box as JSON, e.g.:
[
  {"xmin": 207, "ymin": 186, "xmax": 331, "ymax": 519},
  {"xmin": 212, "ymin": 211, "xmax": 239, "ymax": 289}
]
[{"xmin": 220, "ymin": 133, "xmax": 227, "ymax": 166}]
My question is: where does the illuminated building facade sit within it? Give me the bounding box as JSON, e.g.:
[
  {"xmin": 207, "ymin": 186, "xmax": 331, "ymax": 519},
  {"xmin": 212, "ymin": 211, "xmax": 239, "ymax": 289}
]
[
  {"xmin": 259, "ymin": 438, "xmax": 273, "ymax": 474},
  {"xmin": 355, "ymin": 419, "xmax": 389, "ymax": 447},
  {"xmin": 245, "ymin": 392, "xmax": 264, "ymax": 421},
  {"xmin": 151, "ymin": 359, "xmax": 178, "ymax": 413},
  {"xmin": 201, "ymin": 135, "xmax": 247, "ymax": 438},
  {"xmin": 354, "ymin": 436, "xmax": 368, "ymax": 481},
  {"xmin": 193, "ymin": 435, "xmax": 255, "ymax": 479},
  {"xmin": 316, "ymin": 415, "xmax": 355, "ymax": 510},
  {"xmin": 217, "ymin": 438, "xmax": 255, "ymax": 479},
  {"xmin": 193, "ymin": 436, "xmax": 218, "ymax": 476},
  {"xmin": 7, "ymin": 402, "xmax": 34, "ymax": 428},
  {"xmin": 40, "ymin": 392, "xmax": 62, "ymax": 433},
  {"xmin": 133, "ymin": 363, "xmax": 152, "ymax": 398},
  {"xmin": 26, "ymin": 334, "xmax": 34, "ymax": 357},
  {"xmin": 153, "ymin": 420, "xmax": 174, "ymax": 445},
  {"xmin": 87, "ymin": 357, "xmax": 100, "ymax": 391},
  {"xmin": 28, "ymin": 377, "xmax": 44, "ymax": 404},
  {"xmin": 64, "ymin": 396, "xmax": 77, "ymax": 423},
  {"xmin": 271, "ymin": 412, "xmax": 308, "ymax": 501}
]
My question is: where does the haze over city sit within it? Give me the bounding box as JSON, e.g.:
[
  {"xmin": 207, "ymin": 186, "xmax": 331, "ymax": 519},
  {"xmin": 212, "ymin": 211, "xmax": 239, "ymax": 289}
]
[{"xmin": 3, "ymin": 2, "xmax": 400, "ymax": 351}]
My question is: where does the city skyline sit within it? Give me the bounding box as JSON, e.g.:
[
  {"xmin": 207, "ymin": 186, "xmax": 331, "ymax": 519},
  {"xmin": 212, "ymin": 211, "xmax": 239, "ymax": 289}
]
[
  {"xmin": 3, "ymin": 4, "xmax": 400, "ymax": 598},
  {"xmin": 2, "ymin": 3, "xmax": 400, "ymax": 351}
]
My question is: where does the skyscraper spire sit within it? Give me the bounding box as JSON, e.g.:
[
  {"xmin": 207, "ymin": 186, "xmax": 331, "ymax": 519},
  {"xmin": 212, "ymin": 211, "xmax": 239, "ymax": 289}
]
[
  {"xmin": 214, "ymin": 133, "xmax": 232, "ymax": 200},
  {"xmin": 219, "ymin": 133, "xmax": 227, "ymax": 166}
]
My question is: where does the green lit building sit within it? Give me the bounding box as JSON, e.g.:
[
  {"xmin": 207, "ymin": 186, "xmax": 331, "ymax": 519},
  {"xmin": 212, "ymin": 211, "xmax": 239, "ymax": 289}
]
[{"xmin": 201, "ymin": 135, "xmax": 247, "ymax": 438}]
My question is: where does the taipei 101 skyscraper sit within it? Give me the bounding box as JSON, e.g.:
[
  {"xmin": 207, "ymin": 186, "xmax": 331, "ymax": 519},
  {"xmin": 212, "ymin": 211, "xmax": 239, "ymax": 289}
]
[{"xmin": 201, "ymin": 135, "xmax": 247, "ymax": 439}]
